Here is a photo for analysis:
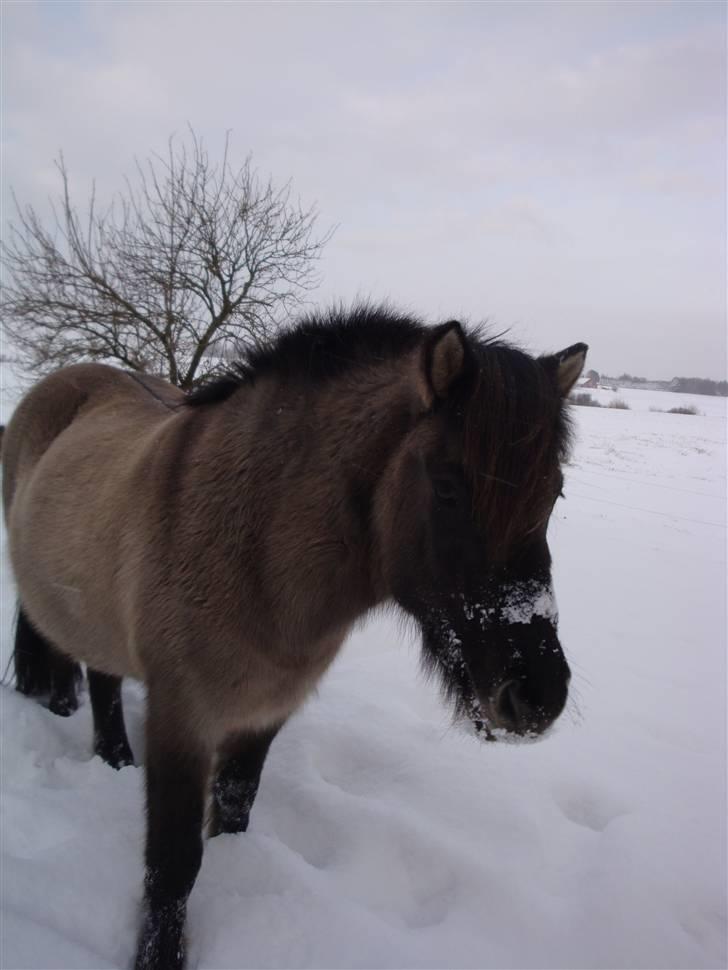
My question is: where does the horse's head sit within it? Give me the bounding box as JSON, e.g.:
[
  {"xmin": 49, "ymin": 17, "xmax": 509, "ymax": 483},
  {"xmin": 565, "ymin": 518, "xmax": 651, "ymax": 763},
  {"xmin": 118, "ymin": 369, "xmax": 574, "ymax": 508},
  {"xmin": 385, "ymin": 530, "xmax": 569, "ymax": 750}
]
[{"xmin": 374, "ymin": 323, "xmax": 586, "ymax": 741}]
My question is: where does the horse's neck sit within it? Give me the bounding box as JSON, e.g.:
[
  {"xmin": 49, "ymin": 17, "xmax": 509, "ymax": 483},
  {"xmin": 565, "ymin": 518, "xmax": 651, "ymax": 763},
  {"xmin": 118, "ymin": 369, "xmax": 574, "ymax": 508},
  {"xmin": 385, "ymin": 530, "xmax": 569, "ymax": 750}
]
[
  {"xmin": 193, "ymin": 369, "xmax": 412, "ymax": 637},
  {"xmin": 210, "ymin": 364, "xmax": 413, "ymax": 494}
]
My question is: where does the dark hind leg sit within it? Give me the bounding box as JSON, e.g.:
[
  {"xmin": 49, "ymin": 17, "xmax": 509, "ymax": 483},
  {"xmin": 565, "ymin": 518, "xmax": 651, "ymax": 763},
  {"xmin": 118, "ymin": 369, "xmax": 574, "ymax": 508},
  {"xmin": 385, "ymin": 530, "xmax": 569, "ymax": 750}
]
[
  {"xmin": 135, "ymin": 689, "xmax": 211, "ymax": 970},
  {"xmin": 14, "ymin": 605, "xmax": 81, "ymax": 716},
  {"xmin": 48, "ymin": 648, "xmax": 82, "ymax": 717},
  {"xmin": 209, "ymin": 724, "xmax": 281, "ymax": 837},
  {"xmin": 88, "ymin": 669, "xmax": 133, "ymax": 769}
]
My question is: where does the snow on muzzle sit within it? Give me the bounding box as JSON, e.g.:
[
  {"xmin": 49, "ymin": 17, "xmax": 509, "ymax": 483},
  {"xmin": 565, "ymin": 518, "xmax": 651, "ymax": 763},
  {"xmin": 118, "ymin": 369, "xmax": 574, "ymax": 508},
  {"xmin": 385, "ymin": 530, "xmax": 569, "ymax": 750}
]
[{"xmin": 429, "ymin": 580, "xmax": 571, "ymax": 743}]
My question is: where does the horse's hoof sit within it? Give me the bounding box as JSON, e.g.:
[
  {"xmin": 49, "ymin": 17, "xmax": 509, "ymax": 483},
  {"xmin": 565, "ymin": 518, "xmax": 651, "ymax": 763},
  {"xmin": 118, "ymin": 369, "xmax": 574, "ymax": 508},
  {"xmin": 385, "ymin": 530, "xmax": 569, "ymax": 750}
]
[
  {"xmin": 95, "ymin": 741, "xmax": 134, "ymax": 770},
  {"xmin": 208, "ymin": 812, "xmax": 250, "ymax": 838},
  {"xmin": 49, "ymin": 695, "xmax": 78, "ymax": 717}
]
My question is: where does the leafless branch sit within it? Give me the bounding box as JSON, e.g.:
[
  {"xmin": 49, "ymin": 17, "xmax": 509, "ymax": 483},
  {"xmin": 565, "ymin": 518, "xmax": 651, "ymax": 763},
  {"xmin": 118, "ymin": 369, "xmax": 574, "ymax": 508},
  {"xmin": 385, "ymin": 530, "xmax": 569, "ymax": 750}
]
[{"xmin": 1, "ymin": 129, "xmax": 333, "ymax": 389}]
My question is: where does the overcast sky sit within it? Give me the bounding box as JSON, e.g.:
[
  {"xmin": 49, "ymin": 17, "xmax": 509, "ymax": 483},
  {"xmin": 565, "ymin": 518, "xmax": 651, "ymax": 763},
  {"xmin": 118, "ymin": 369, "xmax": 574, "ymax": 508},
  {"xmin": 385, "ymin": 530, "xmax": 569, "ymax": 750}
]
[{"xmin": 2, "ymin": 1, "xmax": 726, "ymax": 379}]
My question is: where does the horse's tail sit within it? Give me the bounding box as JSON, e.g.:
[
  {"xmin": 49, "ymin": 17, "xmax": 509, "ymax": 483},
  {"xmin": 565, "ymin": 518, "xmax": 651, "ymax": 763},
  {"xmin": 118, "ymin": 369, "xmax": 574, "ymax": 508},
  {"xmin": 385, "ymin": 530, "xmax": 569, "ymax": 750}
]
[
  {"xmin": 11, "ymin": 607, "xmax": 82, "ymax": 711},
  {"xmin": 12, "ymin": 608, "xmax": 52, "ymax": 695}
]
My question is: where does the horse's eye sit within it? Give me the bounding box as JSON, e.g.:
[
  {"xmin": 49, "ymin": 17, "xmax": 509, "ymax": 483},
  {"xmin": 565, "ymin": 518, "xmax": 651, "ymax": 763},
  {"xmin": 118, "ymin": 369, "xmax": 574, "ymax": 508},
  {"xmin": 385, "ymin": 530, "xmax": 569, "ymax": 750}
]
[{"xmin": 433, "ymin": 477, "xmax": 459, "ymax": 506}]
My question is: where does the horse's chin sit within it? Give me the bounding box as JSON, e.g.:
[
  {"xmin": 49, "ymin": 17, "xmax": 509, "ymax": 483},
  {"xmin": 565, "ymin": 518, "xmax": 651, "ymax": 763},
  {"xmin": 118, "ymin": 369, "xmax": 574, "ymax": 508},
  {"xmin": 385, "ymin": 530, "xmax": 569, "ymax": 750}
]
[
  {"xmin": 448, "ymin": 671, "xmax": 538, "ymax": 745},
  {"xmin": 458, "ymin": 702, "xmax": 554, "ymax": 746}
]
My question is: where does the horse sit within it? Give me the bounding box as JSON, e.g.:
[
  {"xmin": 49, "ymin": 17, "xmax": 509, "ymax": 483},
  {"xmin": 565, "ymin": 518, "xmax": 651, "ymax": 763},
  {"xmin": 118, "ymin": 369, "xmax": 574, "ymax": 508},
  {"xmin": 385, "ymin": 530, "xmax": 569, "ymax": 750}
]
[{"xmin": 2, "ymin": 306, "xmax": 586, "ymax": 969}]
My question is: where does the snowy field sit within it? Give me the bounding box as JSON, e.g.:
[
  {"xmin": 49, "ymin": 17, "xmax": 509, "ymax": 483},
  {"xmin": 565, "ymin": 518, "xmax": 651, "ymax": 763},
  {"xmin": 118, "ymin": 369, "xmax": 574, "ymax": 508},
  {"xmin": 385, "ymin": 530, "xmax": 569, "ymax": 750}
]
[{"xmin": 1, "ymin": 382, "xmax": 726, "ymax": 969}]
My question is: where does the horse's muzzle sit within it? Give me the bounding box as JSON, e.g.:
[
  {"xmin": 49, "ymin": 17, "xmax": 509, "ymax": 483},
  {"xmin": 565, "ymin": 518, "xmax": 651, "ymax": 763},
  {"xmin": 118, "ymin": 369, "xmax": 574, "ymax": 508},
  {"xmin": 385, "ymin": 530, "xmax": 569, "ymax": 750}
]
[{"xmin": 486, "ymin": 664, "xmax": 571, "ymax": 736}]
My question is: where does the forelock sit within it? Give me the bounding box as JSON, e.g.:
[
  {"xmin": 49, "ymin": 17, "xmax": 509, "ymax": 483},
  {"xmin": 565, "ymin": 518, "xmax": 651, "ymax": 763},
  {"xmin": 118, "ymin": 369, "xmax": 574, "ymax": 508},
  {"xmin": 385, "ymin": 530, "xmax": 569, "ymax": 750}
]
[{"xmin": 462, "ymin": 342, "xmax": 572, "ymax": 553}]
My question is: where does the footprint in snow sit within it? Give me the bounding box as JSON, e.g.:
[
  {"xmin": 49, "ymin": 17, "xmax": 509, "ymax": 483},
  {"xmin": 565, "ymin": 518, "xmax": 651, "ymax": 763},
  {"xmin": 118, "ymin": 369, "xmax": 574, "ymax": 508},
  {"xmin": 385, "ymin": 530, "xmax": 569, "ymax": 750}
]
[{"xmin": 554, "ymin": 789, "xmax": 629, "ymax": 832}]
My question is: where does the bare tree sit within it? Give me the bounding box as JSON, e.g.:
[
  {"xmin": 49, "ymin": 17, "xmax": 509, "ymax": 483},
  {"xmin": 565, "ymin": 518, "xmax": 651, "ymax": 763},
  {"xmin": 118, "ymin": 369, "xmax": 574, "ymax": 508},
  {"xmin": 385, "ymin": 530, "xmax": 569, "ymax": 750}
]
[{"xmin": 1, "ymin": 130, "xmax": 332, "ymax": 389}]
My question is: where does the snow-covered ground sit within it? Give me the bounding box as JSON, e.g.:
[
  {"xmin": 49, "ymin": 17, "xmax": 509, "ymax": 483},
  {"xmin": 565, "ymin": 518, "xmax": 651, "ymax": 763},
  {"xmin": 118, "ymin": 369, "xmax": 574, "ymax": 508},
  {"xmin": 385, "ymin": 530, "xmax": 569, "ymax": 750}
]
[{"xmin": 1, "ymin": 381, "xmax": 726, "ymax": 969}]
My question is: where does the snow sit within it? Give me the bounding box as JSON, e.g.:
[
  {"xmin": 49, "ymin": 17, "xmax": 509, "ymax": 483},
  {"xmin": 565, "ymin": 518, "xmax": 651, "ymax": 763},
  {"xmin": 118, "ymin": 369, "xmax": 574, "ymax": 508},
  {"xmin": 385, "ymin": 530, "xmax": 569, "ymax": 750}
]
[
  {"xmin": 574, "ymin": 382, "xmax": 727, "ymax": 418},
  {"xmin": 485, "ymin": 581, "xmax": 558, "ymax": 626},
  {"xmin": 1, "ymin": 377, "xmax": 726, "ymax": 969}
]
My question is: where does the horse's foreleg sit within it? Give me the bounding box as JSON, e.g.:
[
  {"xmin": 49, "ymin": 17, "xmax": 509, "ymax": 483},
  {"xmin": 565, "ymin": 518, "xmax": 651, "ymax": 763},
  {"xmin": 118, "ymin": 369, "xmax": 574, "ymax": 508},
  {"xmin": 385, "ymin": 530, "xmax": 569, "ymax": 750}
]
[
  {"xmin": 88, "ymin": 669, "xmax": 133, "ymax": 769},
  {"xmin": 209, "ymin": 724, "xmax": 281, "ymax": 837},
  {"xmin": 135, "ymin": 696, "xmax": 210, "ymax": 970}
]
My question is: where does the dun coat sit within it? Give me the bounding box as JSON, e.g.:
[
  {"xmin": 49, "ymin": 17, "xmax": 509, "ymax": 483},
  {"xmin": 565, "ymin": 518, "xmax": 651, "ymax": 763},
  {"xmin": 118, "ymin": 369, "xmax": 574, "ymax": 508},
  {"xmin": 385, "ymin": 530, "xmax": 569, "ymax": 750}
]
[{"xmin": 2, "ymin": 306, "xmax": 586, "ymax": 969}]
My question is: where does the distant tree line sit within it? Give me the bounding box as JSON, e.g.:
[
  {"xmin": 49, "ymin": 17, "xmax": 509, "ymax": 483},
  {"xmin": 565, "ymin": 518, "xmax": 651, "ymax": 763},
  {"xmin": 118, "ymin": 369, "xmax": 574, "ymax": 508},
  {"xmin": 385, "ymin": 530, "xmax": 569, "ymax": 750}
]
[
  {"xmin": 670, "ymin": 377, "xmax": 728, "ymax": 397},
  {"xmin": 616, "ymin": 373, "xmax": 647, "ymax": 383},
  {"xmin": 605, "ymin": 373, "xmax": 727, "ymax": 396}
]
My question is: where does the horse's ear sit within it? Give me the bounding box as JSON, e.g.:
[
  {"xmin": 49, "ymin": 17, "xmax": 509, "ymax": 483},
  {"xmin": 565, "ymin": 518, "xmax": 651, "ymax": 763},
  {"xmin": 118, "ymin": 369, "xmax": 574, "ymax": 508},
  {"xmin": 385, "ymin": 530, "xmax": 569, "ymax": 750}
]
[
  {"xmin": 542, "ymin": 342, "xmax": 589, "ymax": 397},
  {"xmin": 422, "ymin": 321, "xmax": 469, "ymax": 403}
]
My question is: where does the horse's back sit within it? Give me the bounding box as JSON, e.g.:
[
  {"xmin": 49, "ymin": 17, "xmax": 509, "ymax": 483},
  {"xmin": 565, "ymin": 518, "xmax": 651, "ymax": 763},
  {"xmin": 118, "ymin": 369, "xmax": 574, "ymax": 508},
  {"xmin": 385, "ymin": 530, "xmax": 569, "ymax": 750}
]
[{"xmin": 3, "ymin": 363, "xmax": 184, "ymax": 676}]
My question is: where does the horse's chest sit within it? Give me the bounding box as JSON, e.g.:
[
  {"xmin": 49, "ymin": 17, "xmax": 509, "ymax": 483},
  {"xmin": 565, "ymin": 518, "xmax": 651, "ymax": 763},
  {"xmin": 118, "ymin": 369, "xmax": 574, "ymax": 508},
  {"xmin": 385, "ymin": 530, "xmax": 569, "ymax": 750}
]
[{"xmin": 200, "ymin": 632, "xmax": 346, "ymax": 740}]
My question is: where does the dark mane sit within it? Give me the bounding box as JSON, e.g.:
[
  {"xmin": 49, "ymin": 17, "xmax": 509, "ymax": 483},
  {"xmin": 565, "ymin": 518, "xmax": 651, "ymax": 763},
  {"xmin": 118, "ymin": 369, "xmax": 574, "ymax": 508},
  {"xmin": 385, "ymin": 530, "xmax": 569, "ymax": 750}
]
[
  {"xmin": 186, "ymin": 305, "xmax": 426, "ymax": 406},
  {"xmin": 187, "ymin": 302, "xmax": 572, "ymax": 548}
]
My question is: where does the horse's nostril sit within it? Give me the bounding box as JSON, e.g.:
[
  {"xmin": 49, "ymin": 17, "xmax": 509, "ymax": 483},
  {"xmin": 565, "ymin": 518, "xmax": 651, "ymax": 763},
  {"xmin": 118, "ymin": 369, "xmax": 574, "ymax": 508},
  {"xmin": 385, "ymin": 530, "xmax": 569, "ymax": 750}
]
[
  {"xmin": 493, "ymin": 679, "xmax": 522, "ymax": 728},
  {"xmin": 491, "ymin": 664, "xmax": 569, "ymax": 735}
]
